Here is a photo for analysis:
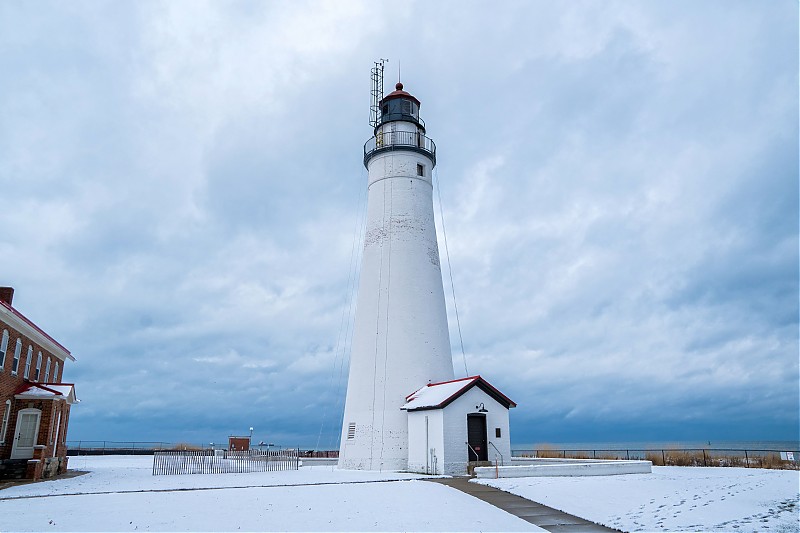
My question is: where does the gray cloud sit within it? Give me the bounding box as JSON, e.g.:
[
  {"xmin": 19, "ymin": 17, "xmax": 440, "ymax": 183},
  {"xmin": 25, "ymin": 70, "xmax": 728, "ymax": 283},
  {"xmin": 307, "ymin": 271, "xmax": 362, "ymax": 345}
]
[{"xmin": 0, "ymin": 0, "xmax": 796, "ymax": 447}]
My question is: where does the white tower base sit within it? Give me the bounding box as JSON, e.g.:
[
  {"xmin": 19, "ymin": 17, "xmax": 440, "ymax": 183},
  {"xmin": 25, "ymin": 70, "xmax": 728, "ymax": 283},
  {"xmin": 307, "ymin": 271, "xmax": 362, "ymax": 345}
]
[{"xmin": 339, "ymin": 82, "xmax": 454, "ymax": 470}]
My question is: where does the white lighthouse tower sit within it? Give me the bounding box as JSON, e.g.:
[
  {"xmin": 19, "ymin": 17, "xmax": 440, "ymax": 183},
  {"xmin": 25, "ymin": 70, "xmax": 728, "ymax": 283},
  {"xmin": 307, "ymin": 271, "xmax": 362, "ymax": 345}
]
[{"xmin": 338, "ymin": 72, "xmax": 455, "ymax": 471}]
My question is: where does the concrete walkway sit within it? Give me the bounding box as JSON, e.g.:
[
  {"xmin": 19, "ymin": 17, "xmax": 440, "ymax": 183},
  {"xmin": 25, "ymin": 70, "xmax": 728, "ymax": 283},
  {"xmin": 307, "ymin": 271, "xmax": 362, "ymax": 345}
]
[{"xmin": 429, "ymin": 477, "xmax": 620, "ymax": 532}]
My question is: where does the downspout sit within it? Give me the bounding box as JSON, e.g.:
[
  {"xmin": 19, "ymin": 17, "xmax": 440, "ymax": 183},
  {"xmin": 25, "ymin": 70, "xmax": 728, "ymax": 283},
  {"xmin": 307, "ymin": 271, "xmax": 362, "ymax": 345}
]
[{"xmin": 425, "ymin": 415, "xmax": 429, "ymax": 474}]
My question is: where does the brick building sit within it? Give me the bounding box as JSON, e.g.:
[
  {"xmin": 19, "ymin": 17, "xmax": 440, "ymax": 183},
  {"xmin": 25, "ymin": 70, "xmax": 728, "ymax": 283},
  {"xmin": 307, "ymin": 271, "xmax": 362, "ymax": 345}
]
[{"xmin": 0, "ymin": 287, "xmax": 78, "ymax": 480}]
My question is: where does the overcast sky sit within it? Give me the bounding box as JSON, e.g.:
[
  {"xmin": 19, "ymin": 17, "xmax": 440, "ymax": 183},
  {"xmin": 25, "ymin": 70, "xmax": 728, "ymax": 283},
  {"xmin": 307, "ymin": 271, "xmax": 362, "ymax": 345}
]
[{"xmin": 1, "ymin": 1, "xmax": 797, "ymax": 448}]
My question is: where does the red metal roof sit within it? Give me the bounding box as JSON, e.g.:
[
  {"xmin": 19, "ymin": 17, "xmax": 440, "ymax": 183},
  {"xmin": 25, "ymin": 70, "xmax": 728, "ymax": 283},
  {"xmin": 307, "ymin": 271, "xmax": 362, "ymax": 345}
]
[
  {"xmin": 380, "ymin": 82, "xmax": 421, "ymax": 106},
  {"xmin": 15, "ymin": 382, "xmax": 62, "ymax": 396},
  {"xmin": 403, "ymin": 375, "xmax": 516, "ymax": 411},
  {"xmin": 15, "ymin": 382, "xmax": 79, "ymax": 403}
]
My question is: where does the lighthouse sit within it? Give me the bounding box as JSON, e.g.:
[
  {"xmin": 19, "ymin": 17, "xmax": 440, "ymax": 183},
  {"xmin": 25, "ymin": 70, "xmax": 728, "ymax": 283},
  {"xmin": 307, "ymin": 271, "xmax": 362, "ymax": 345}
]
[{"xmin": 338, "ymin": 74, "xmax": 455, "ymax": 471}]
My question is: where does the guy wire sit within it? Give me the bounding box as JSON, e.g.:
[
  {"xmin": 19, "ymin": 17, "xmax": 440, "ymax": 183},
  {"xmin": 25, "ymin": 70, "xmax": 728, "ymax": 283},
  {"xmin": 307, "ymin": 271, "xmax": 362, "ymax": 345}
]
[
  {"xmin": 317, "ymin": 166, "xmax": 368, "ymax": 452},
  {"xmin": 434, "ymin": 167, "xmax": 469, "ymax": 377}
]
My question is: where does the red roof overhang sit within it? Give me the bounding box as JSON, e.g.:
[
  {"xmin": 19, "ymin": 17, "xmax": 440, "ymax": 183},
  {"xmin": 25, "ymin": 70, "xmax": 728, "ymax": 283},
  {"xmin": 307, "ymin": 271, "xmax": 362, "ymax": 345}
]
[
  {"xmin": 15, "ymin": 382, "xmax": 64, "ymax": 396},
  {"xmin": 0, "ymin": 299, "xmax": 73, "ymax": 359},
  {"xmin": 405, "ymin": 375, "xmax": 517, "ymax": 412}
]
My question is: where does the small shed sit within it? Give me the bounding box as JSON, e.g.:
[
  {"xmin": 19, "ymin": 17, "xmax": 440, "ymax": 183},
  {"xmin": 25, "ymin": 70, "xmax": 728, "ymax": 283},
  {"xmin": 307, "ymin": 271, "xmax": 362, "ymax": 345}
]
[
  {"xmin": 228, "ymin": 436, "xmax": 250, "ymax": 451},
  {"xmin": 402, "ymin": 375, "xmax": 516, "ymax": 475}
]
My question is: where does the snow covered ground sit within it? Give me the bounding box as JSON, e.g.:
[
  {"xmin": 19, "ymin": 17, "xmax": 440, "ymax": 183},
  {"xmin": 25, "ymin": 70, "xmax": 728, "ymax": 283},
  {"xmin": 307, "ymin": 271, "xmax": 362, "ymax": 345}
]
[
  {"xmin": 475, "ymin": 466, "xmax": 800, "ymax": 532},
  {"xmin": 2, "ymin": 457, "xmax": 797, "ymax": 532},
  {"xmin": 0, "ymin": 456, "xmax": 541, "ymax": 531}
]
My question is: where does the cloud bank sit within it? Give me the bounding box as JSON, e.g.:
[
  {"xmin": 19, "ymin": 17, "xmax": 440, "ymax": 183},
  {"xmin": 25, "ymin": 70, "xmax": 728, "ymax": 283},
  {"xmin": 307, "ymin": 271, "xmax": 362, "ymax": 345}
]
[{"xmin": 0, "ymin": 0, "xmax": 796, "ymax": 447}]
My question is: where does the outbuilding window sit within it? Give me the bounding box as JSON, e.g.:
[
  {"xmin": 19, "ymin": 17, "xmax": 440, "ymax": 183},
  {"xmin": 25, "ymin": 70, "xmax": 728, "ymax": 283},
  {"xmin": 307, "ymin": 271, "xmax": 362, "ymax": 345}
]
[
  {"xmin": 54, "ymin": 361, "xmax": 60, "ymax": 383},
  {"xmin": 44, "ymin": 358, "xmax": 51, "ymax": 382},
  {"xmin": 35, "ymin": 352, "xmax": 42, "ymax": 381}
]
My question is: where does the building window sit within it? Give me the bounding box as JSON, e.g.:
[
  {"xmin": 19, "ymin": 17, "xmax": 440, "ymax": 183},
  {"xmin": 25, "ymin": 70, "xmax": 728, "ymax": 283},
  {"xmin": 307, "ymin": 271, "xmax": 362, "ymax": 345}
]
[
  {"xmin": 24, "ymin": 349, "xmax": 32, "ymax": 379},
  {"xmin": 0, "ymin": 400, "xmax": 10, "ymax": 444},
  {"xmin": 35, "ymin": 352, "xmax": 42, "ymax": 381},
  {"xmin": 495, "ymin": 428, "xmax": 502, "ymax": 438},
  {"xmin": 347, "ymin": 423, "xmax": 356, "ymax": 440},
  {"xmin": 54, "ymin": 361, "xmax": 60, "ymax": 383},
  {"xmin": 417, "ymin": 164, "xmax": 424, "ymax": 177},
  {"xmin": 44, "ymin": 358, "xmax": 51, "ymax": 382},
  {"xmin": 22, "ymin": 346, "xmax": 32, "ymax": 376},
  {"xmin": 0, "ymin": 330, "xmax": 8, "ymax": 370},
  {"xmin": 12, "ymin": 340, "xmax": 22, "ymax": 375}
]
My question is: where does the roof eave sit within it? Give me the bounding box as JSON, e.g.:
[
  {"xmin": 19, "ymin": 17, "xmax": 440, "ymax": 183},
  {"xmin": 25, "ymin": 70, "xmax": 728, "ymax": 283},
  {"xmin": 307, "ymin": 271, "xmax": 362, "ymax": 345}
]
[
  {"xmin": 0, "ymin": 300, "xmax": 74, "ymax": 361},
  {"xmin": 401, "ymin": 405, "xmax": 442, "ymax": 412}
]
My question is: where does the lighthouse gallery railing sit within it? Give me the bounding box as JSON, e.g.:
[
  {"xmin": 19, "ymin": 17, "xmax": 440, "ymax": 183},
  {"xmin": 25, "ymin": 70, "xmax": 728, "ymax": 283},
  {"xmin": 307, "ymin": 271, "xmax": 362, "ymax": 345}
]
[{"xmin": 363, "ymin": 131, "xmax": 436, "ymax": 168}]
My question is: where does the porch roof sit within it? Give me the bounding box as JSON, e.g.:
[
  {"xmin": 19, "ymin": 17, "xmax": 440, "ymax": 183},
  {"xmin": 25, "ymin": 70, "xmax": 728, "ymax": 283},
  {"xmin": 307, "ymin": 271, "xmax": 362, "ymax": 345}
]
[{"xmin": 14, "ymin": 382, "xmax": 80, "ymax": 404}]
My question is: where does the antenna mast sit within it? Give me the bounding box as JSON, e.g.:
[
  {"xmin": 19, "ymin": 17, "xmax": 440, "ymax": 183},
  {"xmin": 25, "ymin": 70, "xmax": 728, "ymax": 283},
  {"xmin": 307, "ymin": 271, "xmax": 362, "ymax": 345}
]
[{"xmin": 369, "ymin": 59, "xmax": 388, "ymax": 128}]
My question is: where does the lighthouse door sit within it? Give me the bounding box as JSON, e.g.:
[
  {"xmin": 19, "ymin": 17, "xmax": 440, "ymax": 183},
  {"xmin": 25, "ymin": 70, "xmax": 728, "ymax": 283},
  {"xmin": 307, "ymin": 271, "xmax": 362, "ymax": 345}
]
[{"xmin": 466, "ymin": 414, "xmax": 488, "ymax": 462}]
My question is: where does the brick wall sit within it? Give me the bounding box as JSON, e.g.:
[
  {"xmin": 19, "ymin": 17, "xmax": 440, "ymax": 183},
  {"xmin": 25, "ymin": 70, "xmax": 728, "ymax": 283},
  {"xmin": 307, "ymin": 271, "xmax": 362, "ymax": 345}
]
[
  {"xmin": 1, "ymin": 320, "xmax": 63, "ymax": 396},
  {"xmin": 0, "ymin": 316, "xmax": 69, "ymax": 461},
  {"xmin": 2, "ymin": 398, "xmax": 71, "ymax": 462}
]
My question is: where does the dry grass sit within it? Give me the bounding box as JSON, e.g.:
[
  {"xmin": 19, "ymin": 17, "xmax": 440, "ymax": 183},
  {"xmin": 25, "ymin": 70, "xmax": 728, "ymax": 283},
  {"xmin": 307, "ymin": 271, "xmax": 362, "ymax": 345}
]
[
  {"xmin": 172, "ymin": 442, "xmax": 203, "ymax": 451},
  {"xmin": 533, "ymin": 445, "xmax": 611, "ymax": 460},
  {"xmin": 644, "ymin": 450, "xmax": 798, "ymax": 470},
  {"xmin": 524, "ymin": 444, "xmax": 798, "ymax": 470},
  {"xmin": 533, "ymin": 444, "xmax": 565, "ymax": 458},
  {"xmin": 754, "ymin": 453, "xmax": 796, "ymax": 470}
]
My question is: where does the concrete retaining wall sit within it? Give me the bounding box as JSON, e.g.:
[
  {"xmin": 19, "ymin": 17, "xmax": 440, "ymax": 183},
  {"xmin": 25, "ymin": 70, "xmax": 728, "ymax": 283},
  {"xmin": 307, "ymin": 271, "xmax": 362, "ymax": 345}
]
[
  {"xmin": 300, "ymin": 457, "xmax": 338, "ymax": 466},
  {"xmin": 475, "ymin": 459, "xmax": 652, "ymax": 478}
]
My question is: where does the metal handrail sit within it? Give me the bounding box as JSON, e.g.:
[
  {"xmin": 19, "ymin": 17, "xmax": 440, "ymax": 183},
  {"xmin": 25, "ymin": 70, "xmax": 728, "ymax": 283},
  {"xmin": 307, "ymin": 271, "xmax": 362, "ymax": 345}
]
[
  {"xmin": 488, "ymin": 441, "xmax": 504, "ymax": 466},
  {"xmin": 363, "ymin": 131, "xmax": 436, "ymax": 168},
  {"xmin": 465, "ymin": 441, "xmax": 480, "ymax": 462}
]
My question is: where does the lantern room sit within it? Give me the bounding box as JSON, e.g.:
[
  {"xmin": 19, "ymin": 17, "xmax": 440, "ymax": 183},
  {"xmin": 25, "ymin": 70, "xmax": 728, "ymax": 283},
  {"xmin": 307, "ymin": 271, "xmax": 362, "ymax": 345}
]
[{"xmin": 376, "ymin": 82, "xmax": 425, "ymax": 133}]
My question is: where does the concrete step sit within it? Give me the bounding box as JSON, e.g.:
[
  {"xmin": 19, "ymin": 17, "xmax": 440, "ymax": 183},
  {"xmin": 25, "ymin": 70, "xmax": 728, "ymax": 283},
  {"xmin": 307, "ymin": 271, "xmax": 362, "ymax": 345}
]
[{"xmin": 429, "ymin": 477, "xmax": 620, "ymax": 532}]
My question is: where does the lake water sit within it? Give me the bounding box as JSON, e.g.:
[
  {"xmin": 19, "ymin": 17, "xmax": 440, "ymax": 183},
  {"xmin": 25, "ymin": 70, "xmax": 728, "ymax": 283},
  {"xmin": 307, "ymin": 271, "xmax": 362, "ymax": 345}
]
[{"xmin": 512, "ymin": 440, "xmax": 800, "ymax": 451}]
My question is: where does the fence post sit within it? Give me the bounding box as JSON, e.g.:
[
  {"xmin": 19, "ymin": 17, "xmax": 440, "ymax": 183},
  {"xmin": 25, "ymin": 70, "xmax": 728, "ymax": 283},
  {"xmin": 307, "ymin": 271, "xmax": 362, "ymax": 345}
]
[
  {"xmin": 744, "ymin": 450, "xmax": 749, "ymax": 468},
  {"xmin": 702, "ymin": 449, "xmax": 707, "ymax": 467},
  {"xmin": 626, "ymin": 450, "xmax": 629, "ymax": 460},
  {"xmin": 662, "ymin": 450, "xmax": 666, "ymax": 466}
]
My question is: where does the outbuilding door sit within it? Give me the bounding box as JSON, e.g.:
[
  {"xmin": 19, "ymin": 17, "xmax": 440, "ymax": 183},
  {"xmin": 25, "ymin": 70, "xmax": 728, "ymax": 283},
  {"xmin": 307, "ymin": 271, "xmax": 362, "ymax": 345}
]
[
  {"xmin": 11, "ymin": 408, "xmax": 41, "ymax": 459},
  {"xmin": 467, "ymin": 414, "xmax": 488, "ymax": 461}
]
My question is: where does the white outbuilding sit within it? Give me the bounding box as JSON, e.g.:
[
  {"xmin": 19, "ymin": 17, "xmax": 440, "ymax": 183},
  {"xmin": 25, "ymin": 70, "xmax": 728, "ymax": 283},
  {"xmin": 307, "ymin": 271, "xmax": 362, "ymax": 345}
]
[{"xmin": 402, "ymin": 376, "xmax": 516, "ymax": 475}]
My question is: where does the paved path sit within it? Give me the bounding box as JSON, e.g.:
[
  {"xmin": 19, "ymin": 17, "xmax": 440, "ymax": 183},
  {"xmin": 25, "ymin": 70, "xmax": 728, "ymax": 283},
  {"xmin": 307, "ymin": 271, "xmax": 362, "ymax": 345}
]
[{"xmin": 429, "ymin": 477, "xmax": 620, "ymax": 532}]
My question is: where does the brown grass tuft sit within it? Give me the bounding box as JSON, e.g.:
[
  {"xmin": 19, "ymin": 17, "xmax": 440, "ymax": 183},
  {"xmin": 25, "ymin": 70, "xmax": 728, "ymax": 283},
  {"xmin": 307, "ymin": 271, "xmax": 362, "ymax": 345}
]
[{"xmin": 172, "ymin": 442, "xmax": 203, "ymax": 451}]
